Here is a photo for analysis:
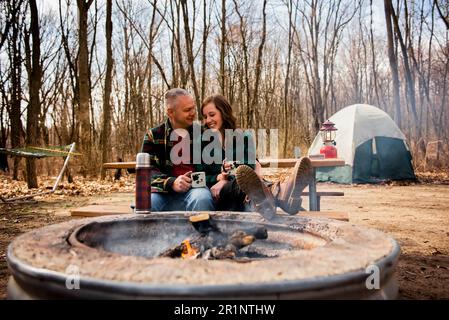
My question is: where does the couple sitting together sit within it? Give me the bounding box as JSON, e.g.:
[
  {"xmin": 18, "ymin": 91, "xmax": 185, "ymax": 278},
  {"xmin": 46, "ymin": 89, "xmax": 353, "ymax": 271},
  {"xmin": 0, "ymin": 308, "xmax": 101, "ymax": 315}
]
[{"xmin": 140, "ymin": 88, "xmax": 313, "ymax": 220}]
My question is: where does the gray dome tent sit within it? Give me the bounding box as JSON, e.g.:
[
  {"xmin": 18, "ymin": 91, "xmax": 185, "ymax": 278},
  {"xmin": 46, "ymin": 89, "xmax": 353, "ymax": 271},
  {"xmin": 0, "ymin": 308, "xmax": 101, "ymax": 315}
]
[{"xmin": 308, "ymin": 104, "xmax": 416, "ymax": 184}]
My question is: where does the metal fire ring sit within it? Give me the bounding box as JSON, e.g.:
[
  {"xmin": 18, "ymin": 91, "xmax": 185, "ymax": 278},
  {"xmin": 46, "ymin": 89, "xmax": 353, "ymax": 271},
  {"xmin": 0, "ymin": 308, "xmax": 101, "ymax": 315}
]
[{"xmin": 7, "ymin": 212, "xmax": 400, "ymax": 299}]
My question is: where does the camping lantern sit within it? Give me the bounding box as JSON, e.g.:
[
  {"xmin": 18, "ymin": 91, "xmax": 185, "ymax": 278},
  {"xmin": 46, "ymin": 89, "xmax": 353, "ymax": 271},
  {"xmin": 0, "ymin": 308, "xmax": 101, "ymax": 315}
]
[{"xmin": 319, "ymin": 120, "xmax": 338, "ymax": 158}]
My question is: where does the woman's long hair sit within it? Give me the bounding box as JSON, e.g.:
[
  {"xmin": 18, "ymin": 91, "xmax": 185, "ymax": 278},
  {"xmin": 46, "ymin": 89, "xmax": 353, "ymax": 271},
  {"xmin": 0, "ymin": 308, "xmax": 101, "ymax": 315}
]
[{"xmin": 201, "ymin": 95, "xmax": 237, "ymax": 130}]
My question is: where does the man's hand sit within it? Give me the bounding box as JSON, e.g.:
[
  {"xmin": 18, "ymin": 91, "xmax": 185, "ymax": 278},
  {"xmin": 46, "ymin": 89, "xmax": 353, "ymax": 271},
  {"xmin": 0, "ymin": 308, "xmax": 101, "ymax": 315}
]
[
  {"xmin": 210, "ymin": 180, "xmax": 227, "ymax": 201},
  {"xmin": 216, "ymin": 172, "xmax": 229, "ymax": 182},
  {"xmin": 172, "ymin": 171, "xmax": 192, "ymax": 193}
]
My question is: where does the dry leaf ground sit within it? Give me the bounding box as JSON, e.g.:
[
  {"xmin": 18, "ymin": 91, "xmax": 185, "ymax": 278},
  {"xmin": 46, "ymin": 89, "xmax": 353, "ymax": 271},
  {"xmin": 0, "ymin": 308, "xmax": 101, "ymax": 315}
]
[{"xmin": 1, "ymin": 171, "xmax": 448, "ymax": 299}]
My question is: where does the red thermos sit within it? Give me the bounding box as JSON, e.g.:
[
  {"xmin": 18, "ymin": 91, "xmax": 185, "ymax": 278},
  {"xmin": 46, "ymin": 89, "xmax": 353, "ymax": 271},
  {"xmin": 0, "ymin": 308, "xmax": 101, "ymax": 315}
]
[{"xmin": 135, "ymin": 153, "xmax": 151, "ymax": 214}]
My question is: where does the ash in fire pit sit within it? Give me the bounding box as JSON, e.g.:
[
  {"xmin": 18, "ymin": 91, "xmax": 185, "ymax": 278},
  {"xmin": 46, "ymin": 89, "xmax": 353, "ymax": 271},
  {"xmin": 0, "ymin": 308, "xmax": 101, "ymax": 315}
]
[
  {"xmin": 160, "ymin": 213, "xmax": 269, "ymax": 260},
  {"xmin": 69, "ymin": 212, "xmax": 308, "ymax": 261}
]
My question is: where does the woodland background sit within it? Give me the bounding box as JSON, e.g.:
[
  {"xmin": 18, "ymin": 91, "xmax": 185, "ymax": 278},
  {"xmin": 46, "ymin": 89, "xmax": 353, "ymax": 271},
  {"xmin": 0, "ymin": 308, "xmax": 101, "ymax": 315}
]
[{"xmin": 0, "ymin": 0, "xmax": 448, "ymax": 188}]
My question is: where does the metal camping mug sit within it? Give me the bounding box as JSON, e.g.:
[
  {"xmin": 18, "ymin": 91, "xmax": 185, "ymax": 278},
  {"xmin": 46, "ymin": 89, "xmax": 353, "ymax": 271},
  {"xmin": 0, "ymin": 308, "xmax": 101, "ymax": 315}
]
[
  {"xmin": 191, "ymin": 172, "xmax": 206, "ymax": 188},
  {"xmin": 135, "ymin": 153, "xmax": 151, "ymax": 214}
]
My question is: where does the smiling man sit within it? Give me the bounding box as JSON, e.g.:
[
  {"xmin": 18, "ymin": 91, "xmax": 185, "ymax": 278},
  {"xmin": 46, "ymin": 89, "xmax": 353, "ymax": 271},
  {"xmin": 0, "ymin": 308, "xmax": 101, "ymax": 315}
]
[{"xmin": 140, "ymin": 88, "xmax": 215, "ymax": 212}]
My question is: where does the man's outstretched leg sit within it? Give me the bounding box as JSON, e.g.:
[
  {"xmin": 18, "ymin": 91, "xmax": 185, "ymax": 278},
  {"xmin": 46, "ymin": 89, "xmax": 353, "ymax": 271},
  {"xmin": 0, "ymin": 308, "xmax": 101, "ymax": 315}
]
[{"xmin": 184, "ymin": 188, "xmax": 215, "ymax": 211}]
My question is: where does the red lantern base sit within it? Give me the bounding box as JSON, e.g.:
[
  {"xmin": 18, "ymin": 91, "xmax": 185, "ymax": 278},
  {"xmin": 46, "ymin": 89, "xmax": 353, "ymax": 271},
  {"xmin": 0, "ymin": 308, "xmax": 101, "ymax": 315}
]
[{"xmin": 320, "ymin": 145, "xmax": 337, "ymax": 159}]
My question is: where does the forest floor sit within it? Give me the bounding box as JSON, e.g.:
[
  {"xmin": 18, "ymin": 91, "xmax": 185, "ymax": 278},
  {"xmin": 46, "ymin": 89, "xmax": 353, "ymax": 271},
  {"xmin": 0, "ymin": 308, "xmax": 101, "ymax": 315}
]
[{"xmin": 0, "ymin": 171, "xmax": 448, "ymax": 299}]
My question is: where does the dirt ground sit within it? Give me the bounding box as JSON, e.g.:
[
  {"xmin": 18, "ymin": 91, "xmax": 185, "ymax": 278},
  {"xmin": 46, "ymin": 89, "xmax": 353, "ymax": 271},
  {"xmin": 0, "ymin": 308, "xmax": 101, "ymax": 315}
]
[
  {"xmin": 316, "ymin": 183, "xmax": 449, "ymax": 299},
  {"xmin": 1, "ymin": 176, "xmax": 448, "ymax": 299}
]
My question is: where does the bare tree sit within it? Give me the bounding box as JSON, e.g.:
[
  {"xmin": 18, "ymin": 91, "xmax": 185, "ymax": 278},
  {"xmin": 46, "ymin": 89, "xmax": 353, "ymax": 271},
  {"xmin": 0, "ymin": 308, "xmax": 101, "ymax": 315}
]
[
  {"xmin": 24, "ymin": 0, "xmax": 42, "ymax": 188},
  {"xmin": 181, "ymin": 0, "xmax": 201, "ymax": 116},
  {"xmin": 219, "ymin": 0, "xmax": 226, "ymax": 95},
  {"xmin": 6, "ymin": 0, "xmax": 26, "ymax": 180},
  {"xmin": 434, "ymin": 0, "xmax": 449, "ymax": 29},
  {"xmin": 369, "ymin": 0, "xmax": 382, "ymax": 108},
  {"xmin": 384, "ymin": 0, "xmax": 402, "ymax": 127},
  {"xmin": 387, "ymin": 0, "xmax": 419, "ymax": 125},
  {"xmin": 0, "ymin": 0, "xmax": 24, "ymax": 50},
  {"xmin": 76, "ymin": 0, "xmax": 94, "ymax": 176},
  {"xmin": 283, "ymin": 0, "xmax": 295, "ymax": 157},
  {"xmin": 293, "ymin": 0, "xmax": 358, "ymax": 133},
  {"xmin": 249, "ymin": 0, "xmax": 267, "ymax": 131},
  {"xmin": 100, "ymin": 0, "xmax": 113, "ymax": 179},
  {"xmin": 200, "ymin": 0, "xmax": 212, "ymax": 103}
]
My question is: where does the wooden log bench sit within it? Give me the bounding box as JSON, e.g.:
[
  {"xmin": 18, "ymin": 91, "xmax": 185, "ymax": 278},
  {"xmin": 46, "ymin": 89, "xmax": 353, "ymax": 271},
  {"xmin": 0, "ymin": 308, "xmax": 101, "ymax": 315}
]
[
  {"xmin": 70, "ymin": 204, "xmax": 348, "ymax": 221},
  {"xmin": 70, "ymin": 204, "xmax": 133, "ymax": 217}
]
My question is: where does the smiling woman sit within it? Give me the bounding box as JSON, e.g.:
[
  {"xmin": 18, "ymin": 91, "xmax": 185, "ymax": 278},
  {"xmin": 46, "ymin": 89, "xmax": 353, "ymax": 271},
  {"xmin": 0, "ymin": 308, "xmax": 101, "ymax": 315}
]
[
  {"xmin": 202, "ymin": 95, "xmax": 237, "ymax": 134},
  {"xmin": 196, "ymin": 94, "xmax": 260, "ymax": 211}
]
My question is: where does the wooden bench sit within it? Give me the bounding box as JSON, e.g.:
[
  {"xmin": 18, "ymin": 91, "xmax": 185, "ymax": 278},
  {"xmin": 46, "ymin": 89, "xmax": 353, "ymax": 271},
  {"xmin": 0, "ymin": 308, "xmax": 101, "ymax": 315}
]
[
  {"xmin": 103, "ymin": 162, "xmax": 135, "ymax": 169},
  {"xmin": 102, "ymin": 158, "xmax": 345, "ymax": 169},
  {"xmin": 70, "ymin": 204, "xmax": 348, "ymax": 221},
  {"xmin": 102, "ymin": 158, "xmax": 346, "ymax": 212}
]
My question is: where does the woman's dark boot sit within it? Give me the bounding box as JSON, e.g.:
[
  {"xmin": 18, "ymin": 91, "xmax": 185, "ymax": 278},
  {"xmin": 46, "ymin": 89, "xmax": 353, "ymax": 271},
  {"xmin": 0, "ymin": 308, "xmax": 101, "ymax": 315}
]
[{"xmin": 235, "ymin": 165, "xmax": 277, "ymax": 221}]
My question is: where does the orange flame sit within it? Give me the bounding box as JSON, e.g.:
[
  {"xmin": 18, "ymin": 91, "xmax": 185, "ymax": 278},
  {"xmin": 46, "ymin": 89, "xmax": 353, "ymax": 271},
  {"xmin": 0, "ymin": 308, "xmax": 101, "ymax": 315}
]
[{"xmin": 181, "ymin": 239, "xmax": 198, "ymax": 259}]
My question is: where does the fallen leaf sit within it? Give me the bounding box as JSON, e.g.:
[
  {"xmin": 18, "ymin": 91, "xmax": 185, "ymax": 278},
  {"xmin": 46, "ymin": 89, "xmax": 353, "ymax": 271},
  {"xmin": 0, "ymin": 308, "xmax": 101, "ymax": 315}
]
[{"xmin": 430, "ymin": 248, "xmax": 442, "ymax": 256}]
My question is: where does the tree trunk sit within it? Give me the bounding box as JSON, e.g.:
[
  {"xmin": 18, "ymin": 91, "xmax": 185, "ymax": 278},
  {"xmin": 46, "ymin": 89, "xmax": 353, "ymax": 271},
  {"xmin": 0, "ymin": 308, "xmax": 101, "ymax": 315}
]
[
  {"xmin": 251, "ymin": 0, "xmax": 267, "ymax": 131},
  {"xmin": 180, "ymin": 0, "xmax": 201, "ymax": 117},
  {"xmin": 24, "ymin": 0, "xmax": 42, "ymax": 188},
  {"xmin": 283, "ymin": 0, "xmax": 294, "ymax": 157},
  {"xmin": 8, "ymin": 1, "xmax": 24, "ymax": 180},
  {"xmin": 384, "ymin": 0, "xmax": 402, "ymax": 128},
  {"xmin": 172, "ymin": 1, "xmax": 187, "ymax": 87},
  {"xmin": 388, "ymin": 0, "xmax": 419, "ymax": 126},
  {"xmin": 434, "ymin": 0, "xmax": 449, "ymax": 29},
  {"xmin": 369, "ymin": 0, "xmax": 381, "ymax": 108},
  {"xmin": 219, "ymin": 0, "xmax": 226, "ymax": 95},
  {"xmin": 200, "ymin": 0, "xmax": 209, "ymax": 103},
  {"xmin": 100, "ymin": 0, "xmax": 113, "ymax": 179},
  {"xmin": 0, "ymin": 86, "xmax": 9, "ymax": 172},
  {"xmin": 76, "ymin": 0, "xmax": 93, "ymax": 176}
]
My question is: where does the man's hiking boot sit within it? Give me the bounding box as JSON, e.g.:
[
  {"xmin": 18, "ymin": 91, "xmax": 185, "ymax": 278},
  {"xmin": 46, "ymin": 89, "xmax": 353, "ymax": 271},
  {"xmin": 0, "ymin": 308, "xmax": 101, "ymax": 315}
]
[
  {"xmin": 236, "ymin": 165, "xmax": 277, "ymax": 221},
  {"xmin": 271, "ymin": 157, "xmax": 313, "ymax": 215}
]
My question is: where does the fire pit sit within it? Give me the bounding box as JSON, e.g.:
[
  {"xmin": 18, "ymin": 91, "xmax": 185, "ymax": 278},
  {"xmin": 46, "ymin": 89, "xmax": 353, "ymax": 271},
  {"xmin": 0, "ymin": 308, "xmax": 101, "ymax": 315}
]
[{"xmin": 7, "ymin": 211, "xmax": 400, "ymax": 299}]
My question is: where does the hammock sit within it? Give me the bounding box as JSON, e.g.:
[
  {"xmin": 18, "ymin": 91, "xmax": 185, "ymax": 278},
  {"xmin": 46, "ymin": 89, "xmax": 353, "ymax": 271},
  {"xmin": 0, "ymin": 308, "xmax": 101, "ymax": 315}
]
[
  {"xmin": 0, "ymin": 143, "xmax": 78, "ymax": 203},
  {"xmin": 0, "ymin": 144, "xmax": 81, "ymax": 158}
]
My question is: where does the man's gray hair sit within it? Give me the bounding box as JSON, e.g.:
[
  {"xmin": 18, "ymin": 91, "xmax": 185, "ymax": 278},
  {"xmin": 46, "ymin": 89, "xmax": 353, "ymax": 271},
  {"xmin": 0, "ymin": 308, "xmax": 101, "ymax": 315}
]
[{"xmin": 165, "ymin": 88, "xmax": 190, "ymax": 110}]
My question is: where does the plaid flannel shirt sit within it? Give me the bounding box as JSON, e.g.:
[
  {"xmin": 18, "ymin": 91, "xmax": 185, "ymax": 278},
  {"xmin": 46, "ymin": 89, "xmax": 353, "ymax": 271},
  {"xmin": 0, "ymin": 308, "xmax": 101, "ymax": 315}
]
[{"xmin": 141, "ymin": 119, "xmax": 197, "ymax": 193}]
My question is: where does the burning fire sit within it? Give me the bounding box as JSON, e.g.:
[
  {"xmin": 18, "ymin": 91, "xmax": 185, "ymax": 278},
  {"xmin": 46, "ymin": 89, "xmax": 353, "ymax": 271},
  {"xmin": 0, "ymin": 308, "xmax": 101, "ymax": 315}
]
[{"xmin": 181, "ymin": 239, "xmax": 198, "ymax": 259}]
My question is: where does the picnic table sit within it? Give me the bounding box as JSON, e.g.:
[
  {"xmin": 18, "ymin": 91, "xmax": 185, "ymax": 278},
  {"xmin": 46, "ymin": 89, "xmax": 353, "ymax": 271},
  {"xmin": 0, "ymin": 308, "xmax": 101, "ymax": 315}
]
[
  {"xmin": 103, "ymin": 158, "xmax": 346, "ymax": 212},
  {"xmin": 259, "ymin": 158, "xmax": 346, "ymax": 211}
]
